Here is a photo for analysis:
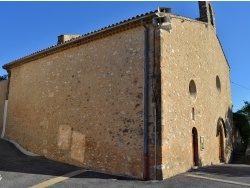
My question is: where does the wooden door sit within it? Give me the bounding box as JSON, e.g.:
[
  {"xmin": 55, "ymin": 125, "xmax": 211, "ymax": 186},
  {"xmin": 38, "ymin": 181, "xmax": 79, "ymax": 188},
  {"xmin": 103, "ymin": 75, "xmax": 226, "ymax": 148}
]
[{"xmin": 192, "ymin": 127, "xmax": 199, "ymax": 166}]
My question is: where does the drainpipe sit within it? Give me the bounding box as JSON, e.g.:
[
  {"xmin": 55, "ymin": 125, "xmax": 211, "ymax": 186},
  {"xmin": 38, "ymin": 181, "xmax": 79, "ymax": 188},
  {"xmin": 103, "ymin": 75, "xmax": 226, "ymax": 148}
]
[
  {"xmin": 154, "ymin": 107, "xmax": 157, "ymax": 180},
  {"xmin": 142, "ymin": 20, "xmax": 149, "ymax": 181},
  {"xmin": 151, "ymin": 28, "xmax": 159, "ymax": 180}
]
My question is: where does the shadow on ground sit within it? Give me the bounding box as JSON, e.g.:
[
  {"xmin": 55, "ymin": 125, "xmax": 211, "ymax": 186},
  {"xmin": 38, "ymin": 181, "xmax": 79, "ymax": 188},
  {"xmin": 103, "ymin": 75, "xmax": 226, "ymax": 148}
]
[
  {"xmin": 2, "ymin": 138, "xmax": 250, "ymax": 184},
  {"xmin": 188, "ymin": 164, "xmax": 250, "ymax": 178},
  {"xmin": 0, "ymin": 139, "xmax": 138, "ymax": 181}
]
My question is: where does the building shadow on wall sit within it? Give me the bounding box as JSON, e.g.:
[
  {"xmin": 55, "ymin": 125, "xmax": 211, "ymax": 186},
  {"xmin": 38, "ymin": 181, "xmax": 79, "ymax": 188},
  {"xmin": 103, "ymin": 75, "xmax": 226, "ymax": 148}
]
[
  {"xmin": 0, "ymin": 139, "xmax": 138, "ymax": 181},
  {"xmin": 224, "ymin": 106, "xmax": 235, "ymax": 163}
]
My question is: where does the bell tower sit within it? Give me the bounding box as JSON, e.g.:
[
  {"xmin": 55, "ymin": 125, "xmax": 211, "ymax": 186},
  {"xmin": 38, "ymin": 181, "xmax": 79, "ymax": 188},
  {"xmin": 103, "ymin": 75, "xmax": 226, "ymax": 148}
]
[{"xmin": 198, "ymin": 1, "xmax": 216, "ymax": 31}]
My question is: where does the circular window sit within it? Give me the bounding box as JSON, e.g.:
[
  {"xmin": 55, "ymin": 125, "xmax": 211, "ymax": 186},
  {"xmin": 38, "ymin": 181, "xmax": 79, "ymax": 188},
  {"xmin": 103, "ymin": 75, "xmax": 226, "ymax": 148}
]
[
  {"xmin": 216, "ymin": 75, "xmax": 221, "ymax": 93},
  {"xmin": 189, "ymin": 80, "xmax": 197, "ymax": 101}
]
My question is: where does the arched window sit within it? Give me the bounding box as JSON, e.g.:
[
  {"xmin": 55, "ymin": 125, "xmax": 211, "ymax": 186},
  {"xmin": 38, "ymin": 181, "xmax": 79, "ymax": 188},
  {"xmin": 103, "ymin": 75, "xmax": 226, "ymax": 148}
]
[
  {"xmin": 189, "ymin": 80, "xmax": 197, "ymax": 101},
  {"xmin": 216, "ymin": 75, "xmax": 221, "ymax": 94}
]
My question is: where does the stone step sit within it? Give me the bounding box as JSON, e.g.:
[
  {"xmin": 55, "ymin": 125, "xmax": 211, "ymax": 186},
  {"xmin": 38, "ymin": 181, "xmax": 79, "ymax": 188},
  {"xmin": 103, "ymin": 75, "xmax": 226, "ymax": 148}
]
[
  {"xmin": 232, "ymin": 160, "xmax": 245, "ymax": 163},
  {"xmin": 234, "ymin": 153, "xmax": 245, "ymax": 156},
  {"xmin": 232, "ymin": 152, "xmax": 246, "ymax": 164},
  {"xmin": 234, "ymin": 156, "xmax": 245, "ymax": 159},
  {"xmin": 233, "ymin": 161, "xmax": 245, "ymax": 164}
]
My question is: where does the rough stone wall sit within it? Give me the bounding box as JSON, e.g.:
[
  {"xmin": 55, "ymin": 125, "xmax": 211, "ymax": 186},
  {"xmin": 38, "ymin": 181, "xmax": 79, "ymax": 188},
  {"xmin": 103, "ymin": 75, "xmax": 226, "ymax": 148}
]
[
  {"xmin": 0, "ymin": 80, "xmax": 8, "ymax": 133},
  {"xmin": 160, "ymin": 17, "xmax": 233, "ymax": 179},
  {"xmin": 6, "ymin": 26, "xmax": 147, "ymax": 179}
]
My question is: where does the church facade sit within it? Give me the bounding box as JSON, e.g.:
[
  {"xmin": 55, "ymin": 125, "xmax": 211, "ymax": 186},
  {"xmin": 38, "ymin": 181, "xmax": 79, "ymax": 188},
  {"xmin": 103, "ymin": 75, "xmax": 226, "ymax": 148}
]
[{"xmin": 1, "ymin": 2, "xmax": 233, "ymax": 180}]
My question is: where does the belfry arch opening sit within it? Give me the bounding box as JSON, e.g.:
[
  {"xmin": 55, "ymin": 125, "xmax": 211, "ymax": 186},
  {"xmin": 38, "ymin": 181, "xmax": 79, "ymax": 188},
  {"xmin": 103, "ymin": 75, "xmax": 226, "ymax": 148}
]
[
  {"xmin": 192, "ymin": 127, "xmax": 199, "ymax": 166},
  {"xmin": 208, "ymin": 3, "xmax": 215, "ymax": 27}
]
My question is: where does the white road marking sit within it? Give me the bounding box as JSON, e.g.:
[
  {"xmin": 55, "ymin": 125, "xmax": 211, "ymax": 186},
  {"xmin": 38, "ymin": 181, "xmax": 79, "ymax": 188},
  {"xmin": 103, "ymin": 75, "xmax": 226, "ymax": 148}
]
[{"xmin": 186, "ymin": 173, "xmax": 250, "ymax": 187}]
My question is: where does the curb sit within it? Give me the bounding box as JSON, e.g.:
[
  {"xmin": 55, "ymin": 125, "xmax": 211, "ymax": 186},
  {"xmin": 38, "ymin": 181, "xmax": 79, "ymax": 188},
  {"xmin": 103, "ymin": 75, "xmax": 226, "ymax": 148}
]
[{"xmin": 2, "ymin": 138, "xmax": 40, "ymax": 157}]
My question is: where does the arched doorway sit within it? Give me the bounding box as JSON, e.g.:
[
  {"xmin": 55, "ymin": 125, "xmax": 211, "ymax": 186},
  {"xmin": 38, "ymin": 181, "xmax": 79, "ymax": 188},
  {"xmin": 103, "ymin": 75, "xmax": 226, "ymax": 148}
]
[
  {"xmin": 192, "ymin": 127, "xmax": 199, "ymax": 166},
  {"xmin": 217, "ymin": 118, "xmax": 226, "ymax": 163},
  {"xmin": 218, "ymin": 125, "xmax": 225, "ymax": 162}
]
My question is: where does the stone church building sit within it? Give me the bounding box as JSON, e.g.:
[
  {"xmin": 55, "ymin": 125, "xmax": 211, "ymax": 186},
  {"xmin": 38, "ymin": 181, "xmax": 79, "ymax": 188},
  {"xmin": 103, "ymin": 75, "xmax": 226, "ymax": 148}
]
[{"xmin": 0, "ymin": 2, "xmax": 233, "ymax": 180}]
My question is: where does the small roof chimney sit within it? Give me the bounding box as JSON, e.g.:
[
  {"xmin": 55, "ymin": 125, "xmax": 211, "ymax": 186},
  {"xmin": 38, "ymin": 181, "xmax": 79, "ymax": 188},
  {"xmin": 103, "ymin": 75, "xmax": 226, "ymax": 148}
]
[{"xmin": 57, "ymin": 34, "xmax": 81, "ymax": 45}]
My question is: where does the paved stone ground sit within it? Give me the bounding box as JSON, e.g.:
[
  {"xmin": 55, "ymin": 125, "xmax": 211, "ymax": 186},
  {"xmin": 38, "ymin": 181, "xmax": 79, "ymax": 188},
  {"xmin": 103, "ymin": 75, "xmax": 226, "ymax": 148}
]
[{"xmin": 0, "ymin": 139, "xmax": 249, "ymax": 188}]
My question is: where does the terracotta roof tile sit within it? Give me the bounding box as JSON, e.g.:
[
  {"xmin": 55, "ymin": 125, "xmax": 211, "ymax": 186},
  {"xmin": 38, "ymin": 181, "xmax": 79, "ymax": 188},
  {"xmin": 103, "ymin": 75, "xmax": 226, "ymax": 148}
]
[
  {"xmin": 3, "ymin": 10, "xmax": 158, "ymax": 69},
  {"xmin": 3, "ymin": 9, "xmax": 198, "ymax": 69}
]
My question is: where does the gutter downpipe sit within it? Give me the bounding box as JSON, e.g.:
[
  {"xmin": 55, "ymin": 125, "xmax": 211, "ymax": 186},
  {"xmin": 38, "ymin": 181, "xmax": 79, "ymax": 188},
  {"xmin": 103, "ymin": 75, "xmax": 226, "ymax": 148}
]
[
  {"xmin": 152, "ymin": 28, "xmax": 158, "ymax": 180},
  {"xmin": 142, "ymin": 20, "xmax": 150, "ymax": 181},
  {"xmin": 154, "ymin": 107, "xmax": 157, "ymax": 180}
]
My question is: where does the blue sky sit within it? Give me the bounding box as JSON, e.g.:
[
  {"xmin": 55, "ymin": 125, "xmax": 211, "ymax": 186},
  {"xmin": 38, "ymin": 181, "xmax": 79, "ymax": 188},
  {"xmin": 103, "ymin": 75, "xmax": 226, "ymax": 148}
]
[{"xmin": 0, "ymin": 1, "xmax": 249, "ymax": 112}]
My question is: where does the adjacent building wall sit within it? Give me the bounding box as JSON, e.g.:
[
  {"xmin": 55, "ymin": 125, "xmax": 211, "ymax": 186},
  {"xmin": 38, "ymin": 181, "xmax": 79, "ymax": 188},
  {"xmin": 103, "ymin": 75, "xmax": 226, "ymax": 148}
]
[
  {"xmin": 0, "ymin": 80, "xmax": 8, "ymax": 133},
  {"xmin": 5, "ymin": 26, "xmax": 148, "ymax": 178},
  {"xmin": 160, "ymin": 16, "xmax": 233, "ymax": 179}
]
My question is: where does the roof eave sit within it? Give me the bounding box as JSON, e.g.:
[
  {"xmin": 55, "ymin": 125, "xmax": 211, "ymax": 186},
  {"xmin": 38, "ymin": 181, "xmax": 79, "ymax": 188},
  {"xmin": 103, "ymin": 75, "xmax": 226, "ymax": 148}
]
[{"xmin": 3, "ymin": 11, "xmax": 157, "ymax": 70}]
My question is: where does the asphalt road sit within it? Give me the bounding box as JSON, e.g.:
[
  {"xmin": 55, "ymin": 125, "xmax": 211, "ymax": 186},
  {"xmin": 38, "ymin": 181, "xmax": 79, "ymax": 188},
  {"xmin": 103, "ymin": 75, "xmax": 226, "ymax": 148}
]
[{"xmin": 0, "ymin": 139, "xmax": 249, "ymax": 188}]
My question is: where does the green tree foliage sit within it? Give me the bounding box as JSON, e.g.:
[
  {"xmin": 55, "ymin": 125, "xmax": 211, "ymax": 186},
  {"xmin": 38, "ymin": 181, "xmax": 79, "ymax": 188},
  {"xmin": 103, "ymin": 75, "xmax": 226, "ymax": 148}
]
[
  {"xmin": 238, "ymin": 101, "xmax": 250, "ymax": 122},
  {"xmin": 0, "ymin": 74, "xmax": 7, "ymax": 81},
  {"xmin": 233, "ymin": 101, "xmax": 250, "ymax": 144}
]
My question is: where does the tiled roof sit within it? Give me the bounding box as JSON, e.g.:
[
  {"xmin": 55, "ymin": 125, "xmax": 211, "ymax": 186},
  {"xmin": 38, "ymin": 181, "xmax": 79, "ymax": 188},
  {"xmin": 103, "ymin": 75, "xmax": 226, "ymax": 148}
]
[
  {"xmin": 3, "ymin": 10, "xmax": 158, "ymax": 70},
  {"xmin": 2, "ymin": 7, "xmax": 203, "ymax": 70}
]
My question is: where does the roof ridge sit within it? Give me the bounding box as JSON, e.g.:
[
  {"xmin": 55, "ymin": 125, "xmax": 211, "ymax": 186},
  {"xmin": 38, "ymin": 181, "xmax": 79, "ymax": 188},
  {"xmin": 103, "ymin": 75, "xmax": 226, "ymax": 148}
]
[
  {"xmin": 3, "ymin": 9, "xmax": 158, "ymax": 69},
  {"xmin": 3, "ymin": 9, "xmax": 201, "ymax": 69}
]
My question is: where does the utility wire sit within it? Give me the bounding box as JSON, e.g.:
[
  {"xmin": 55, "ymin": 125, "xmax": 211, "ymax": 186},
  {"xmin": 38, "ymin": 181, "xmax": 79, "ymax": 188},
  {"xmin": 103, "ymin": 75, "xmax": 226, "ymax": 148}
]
[{"xmin": 231, "ymin": 81, "xmax": 250, "ymax": 90}]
